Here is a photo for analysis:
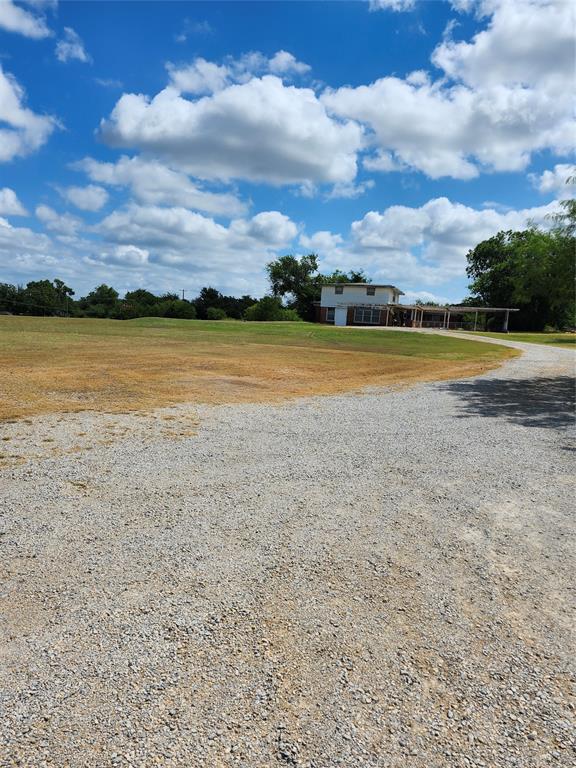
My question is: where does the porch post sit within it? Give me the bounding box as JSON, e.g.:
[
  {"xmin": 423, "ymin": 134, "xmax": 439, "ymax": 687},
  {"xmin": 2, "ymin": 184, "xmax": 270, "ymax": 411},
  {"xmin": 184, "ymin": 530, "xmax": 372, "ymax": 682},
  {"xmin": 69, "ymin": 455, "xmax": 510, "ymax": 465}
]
[
  {"xmin": 446, "ymin": 310, "xmax": 451, "ymax": 329},
  {"xmin": 503, "ymin": 309, "xmax": 509, "ymax": 333},
  {"xmin": 473, "ymin": 310, "xmax": 478, "ymax": 331},
  {"xmin": 385, "ymin": 306, "xmax": 390, "ymax": 326}
]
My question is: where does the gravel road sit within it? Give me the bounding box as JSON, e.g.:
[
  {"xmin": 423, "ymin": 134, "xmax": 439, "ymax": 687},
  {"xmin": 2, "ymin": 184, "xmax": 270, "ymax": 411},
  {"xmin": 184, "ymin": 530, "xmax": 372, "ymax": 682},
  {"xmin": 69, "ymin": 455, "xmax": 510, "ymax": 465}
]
[{"xmin": 1, "ymin": 335, "xmax": 574, "ymax": 768}]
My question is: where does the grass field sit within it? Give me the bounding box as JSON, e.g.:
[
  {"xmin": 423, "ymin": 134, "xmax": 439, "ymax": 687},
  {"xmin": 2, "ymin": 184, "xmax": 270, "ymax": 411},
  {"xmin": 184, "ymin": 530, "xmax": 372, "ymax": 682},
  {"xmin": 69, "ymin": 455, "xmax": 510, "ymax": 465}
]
[
  {"xmin": 459, "ymin": 331, "xmax": 576, "ymax": 348},
  {"xmin": 0, "ymin": 316, "xmax": 516, "ymax": 420}
]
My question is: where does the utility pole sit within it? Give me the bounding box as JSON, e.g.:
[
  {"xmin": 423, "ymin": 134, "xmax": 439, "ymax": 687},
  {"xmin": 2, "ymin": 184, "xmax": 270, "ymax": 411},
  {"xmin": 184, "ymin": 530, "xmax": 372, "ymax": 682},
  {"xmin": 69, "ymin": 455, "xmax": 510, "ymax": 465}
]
[{"xmin": 181, "ymin": 289, "xmax": 186, "ymax": 301}]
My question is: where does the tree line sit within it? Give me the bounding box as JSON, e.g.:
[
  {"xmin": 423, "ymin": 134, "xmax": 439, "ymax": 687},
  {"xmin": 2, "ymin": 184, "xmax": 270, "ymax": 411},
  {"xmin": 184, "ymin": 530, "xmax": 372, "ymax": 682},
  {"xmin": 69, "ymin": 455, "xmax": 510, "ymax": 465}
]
[
  {"xmin": 0, "ymin": 281, "xmax": 255, "ymax": 321},
  {"xmin": 0, "ymin": 263, "xmax": 369, "ymax": 323}
]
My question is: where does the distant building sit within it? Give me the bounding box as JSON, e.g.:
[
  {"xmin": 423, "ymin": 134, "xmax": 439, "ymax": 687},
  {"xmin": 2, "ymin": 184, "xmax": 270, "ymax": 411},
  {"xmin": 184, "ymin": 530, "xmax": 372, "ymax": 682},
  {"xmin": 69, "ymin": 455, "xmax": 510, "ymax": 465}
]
[
  {"xmin": 316, "ymin": 283, "xmax": 517, "ymax": 331},
  {"xmin": 317, "ymin": 284, "xmax": 404, "ymax": 326}
]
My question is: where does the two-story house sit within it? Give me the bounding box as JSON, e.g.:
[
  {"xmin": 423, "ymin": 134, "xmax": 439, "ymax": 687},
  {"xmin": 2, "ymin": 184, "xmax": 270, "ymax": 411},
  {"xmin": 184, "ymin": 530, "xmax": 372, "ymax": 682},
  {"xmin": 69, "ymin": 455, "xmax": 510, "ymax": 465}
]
[{"xmin": 317, "ymin": 283, "xmax": 404, "ymax": 326}]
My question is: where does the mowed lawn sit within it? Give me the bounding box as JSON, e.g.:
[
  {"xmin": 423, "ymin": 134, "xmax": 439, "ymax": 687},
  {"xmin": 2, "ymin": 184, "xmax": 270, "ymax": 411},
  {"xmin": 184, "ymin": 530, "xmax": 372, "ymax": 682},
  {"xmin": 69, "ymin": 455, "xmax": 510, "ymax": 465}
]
[
  {"xmin": 0, "ymin": 316, "xmax": 516, "ymax": 420},
  {"xmin": 459, "ymin": 330, "xmax": 576, "ymax": 348}
]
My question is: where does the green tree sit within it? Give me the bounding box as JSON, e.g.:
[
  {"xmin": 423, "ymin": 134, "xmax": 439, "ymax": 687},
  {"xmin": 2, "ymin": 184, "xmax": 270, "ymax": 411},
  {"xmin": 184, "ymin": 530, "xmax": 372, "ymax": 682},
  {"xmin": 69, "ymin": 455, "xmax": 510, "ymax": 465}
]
[
  {"xmin": 321, "ymin": 269, "xmax": 371, "ymax": 285},
  {"xmin": 466, "ymin": 226, "xmax": 575, "ymax": 331},
  {"xmin": 124, "ymin": 289, "xmax": 157, "ymax": 306},
  {"xmin": 206, "ymin": 306, "xmax": 227, "ymax": 320},
  {"xmin": 244, "ymin": 296, "xmax": 302, "ymax": 321},
  {"xmin": 266, "ymin": 256, "xmax": 371, "ymax": 321},
  {"xmin": 21, "ymin": 280, "xmax": 61, "ymax": 315},
  {"xmin": 53, "ymin": 279, "xmax": 75, "ymax": 304},
  {"xmin": 79, "ymin": 284, "xmax": 120, "ymax": 318},
  {"xmin": 244, "ymin": 296, "xmax": 285, "ymax": 321},
  {"xmin": 266, "ymin": 254, "xmax": 319, "ymax": 319},
  {"xmin": 193, "ymin": 287, "xmax": 224, "ymax": 319},
  {"xmin": 0, "ymin": 283, "xmax": 21, "ymax": 313},
  {"xmin": 161, "ymin": 299, "xmax": 196, "ymax": 319}
]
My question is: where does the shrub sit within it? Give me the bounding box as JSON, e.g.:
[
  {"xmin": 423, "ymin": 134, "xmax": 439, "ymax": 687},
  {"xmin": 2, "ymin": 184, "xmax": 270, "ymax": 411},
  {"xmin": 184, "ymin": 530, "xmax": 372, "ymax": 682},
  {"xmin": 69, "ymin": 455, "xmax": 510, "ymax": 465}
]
[
  {"xmin": 206, "ymin": 306, "xmax": 227, "ymax": 320},
  {"xmin": 161, "ymin": 299, "xmax": 197, "ymax": 319},
  {"xmin": 244, "ymin": 296, "xmax": 302, "ymax": 321},
  {"xmin": 279, "ymin": 308, "xmax": 302, "ymax": 322}
]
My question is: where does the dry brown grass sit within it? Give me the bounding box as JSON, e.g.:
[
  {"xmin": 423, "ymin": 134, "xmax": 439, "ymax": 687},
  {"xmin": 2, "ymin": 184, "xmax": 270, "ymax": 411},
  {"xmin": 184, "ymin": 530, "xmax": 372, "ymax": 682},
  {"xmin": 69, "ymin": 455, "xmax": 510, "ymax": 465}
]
[{"xmin": 0, "ymin": 317, "xmax": 516, "ymax": 420}]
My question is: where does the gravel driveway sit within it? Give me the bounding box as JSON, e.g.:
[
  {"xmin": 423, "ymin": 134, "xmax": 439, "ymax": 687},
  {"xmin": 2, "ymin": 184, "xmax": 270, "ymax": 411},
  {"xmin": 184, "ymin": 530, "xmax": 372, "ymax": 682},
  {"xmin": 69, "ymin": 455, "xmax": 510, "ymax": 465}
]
[{"xmin": 1, "ymin": 335, "xmax": 574, "ymax": 768}]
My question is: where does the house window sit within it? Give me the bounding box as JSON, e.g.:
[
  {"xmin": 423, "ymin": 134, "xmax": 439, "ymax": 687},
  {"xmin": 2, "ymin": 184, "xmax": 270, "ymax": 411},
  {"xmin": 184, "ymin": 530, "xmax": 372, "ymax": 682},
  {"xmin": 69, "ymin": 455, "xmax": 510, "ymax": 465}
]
[
  {"xmin": 325, "ymin": 307, "xmax": 335, "ymax": 323},
  {"xmin": 335, "ymin": 285, "xmax": 344, "ymax": 294},
  {"xmin": 366, "ymin": 286, "xmax": 376, "ymax": 296},
  {"xmin": 354, "ymin": 306, "xmax": 381, "ymax": 324}
]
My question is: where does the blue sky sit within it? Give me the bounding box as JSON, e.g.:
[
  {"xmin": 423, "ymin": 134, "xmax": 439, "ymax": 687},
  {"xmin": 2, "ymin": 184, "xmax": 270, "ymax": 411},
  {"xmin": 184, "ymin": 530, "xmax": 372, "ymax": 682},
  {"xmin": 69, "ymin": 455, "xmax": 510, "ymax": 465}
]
[{"xmin": 0, "ymin": 0, "xmax": 573, "ymax": 302}]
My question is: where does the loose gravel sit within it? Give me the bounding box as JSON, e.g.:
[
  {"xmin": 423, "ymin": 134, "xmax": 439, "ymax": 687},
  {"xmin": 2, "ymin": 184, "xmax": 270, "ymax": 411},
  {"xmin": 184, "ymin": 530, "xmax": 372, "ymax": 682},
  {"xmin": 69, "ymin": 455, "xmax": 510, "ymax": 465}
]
[{"xmin": 1, "ymin": 335, "xmax": 575, "ymax": 768}]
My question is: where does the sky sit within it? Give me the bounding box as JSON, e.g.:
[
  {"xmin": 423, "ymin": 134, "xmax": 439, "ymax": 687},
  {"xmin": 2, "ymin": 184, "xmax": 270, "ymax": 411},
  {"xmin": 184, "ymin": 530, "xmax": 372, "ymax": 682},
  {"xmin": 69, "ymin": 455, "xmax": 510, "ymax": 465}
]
[{"xmin": 0, "ymin": 0, "xmax": 574, "ymax": 304}]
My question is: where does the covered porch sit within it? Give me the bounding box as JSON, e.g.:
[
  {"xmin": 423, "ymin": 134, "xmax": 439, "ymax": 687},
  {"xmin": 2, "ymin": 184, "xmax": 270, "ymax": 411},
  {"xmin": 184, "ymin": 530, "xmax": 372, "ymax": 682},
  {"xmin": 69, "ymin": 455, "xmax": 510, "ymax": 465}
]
[
  {"xmin": 328, "ymin": 303, "xmax": 519, "ymax": 331},
  {"xmin": 395, "ymin": 305, "xmax": 519, "ymax": 332}
]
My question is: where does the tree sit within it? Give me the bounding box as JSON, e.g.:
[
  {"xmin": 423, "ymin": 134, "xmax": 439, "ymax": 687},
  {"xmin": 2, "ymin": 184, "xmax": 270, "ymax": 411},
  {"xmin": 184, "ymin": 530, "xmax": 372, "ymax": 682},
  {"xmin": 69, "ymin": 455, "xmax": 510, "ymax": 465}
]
[
  {"xmin": 124, "ymin": 289, "xmax": 156, "ymax": 306},
  {"xmin": 79, "ymin": 284, "xmax": 120, "ymax": 318},
  {"xmin": 161, "ymin": 299, "xmax": 196, "ymax": 319},
  {"xmin": 206, "ymin": 306, "xmax": 227, "ymax": 320},
  {"xmin": 83, "ymin": 284, "xmax": 119, "ymax": 308},
  {"xmin": 21, "ymin": 280, "xmax": 61, "ymax": 315},
  {"xmin": 0, "ymin": 283, "xmax": 21, "ymax": 313},
  {"xmin": 192, "ymin": 287, "xmax": 256, "ymax": 319},
  {"xmin": 0, "ymin": 279, "xmax": 74, "ymax": 315},
  {"xmin": 266, "ymin": 254, "xmax": 320, "ymax": 320},
  {"xmin": 244, "ymin": 296, "xmax": 301, "ymax": 321},
  {"xmin": 321, "ymin": 269, "xmax": 371, "ymax": 285},
  {"xmin": 53, "ymin": 279, "xmax": 74, "ymax": 303},
  {"xmin": 266, "ymin": 255, "xmax": 371, "ymax": 321},
  {"xmin": 466, "ymin": 226, "xmax": 575, "ymax": 331},
  {"xmin": 193, "ymin": 287, "xmax": 224, "ymax": 319}
]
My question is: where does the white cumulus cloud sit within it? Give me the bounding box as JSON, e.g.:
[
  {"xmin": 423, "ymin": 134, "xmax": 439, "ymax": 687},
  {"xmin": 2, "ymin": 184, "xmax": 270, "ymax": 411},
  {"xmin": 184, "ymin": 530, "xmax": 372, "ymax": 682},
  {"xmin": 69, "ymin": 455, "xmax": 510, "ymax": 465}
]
[
  {"xmin": 0, "ymin": 0, "xmax": 51, "ymax": 38},
  {"xmin": 63, "ymin": 184, "xmax": 108, "ymax": 211},
  {"xmin": 56, "ymin": 27, "xmax": 90, "ymax": 63},
  {"xmin": 0, "ymin": 187, "xmax": 27, "ymax": 215},
  {"xmin": 349, "ymin": 196, "xmax": 558, "ymax": 284},
  {"xmin": 268, "ymin": 51, "xmax": 311, "ymax": 75},
  {"xmin": 167, "ymin": 50, "xmax": 310, "ymax": 95},
  {"xmin": 369, "ymin": 0, "xmax": 416, "ymax": 11},
  {"xmin": 433, "ymin": 0, "xmax": 575, "ymax": 90},
  {"xmin": 323, "ymin": 0, "xmax": 575, "ymax": 179},
  {"xmin": 36, "ymin": 204, "xmax": 83, "ymax": 235},
  {"xmin": 73, "ymin": 155, "xmax": 247, "ymax": 216},
  {"xmin": 97, "ymin": 205, "xmax": 297, "ymax": 253},
  {"xmin": 0, "ymin": 64, "xmax": 57, "ymax": 162},
  {"xmin": 299, "ymin": 230, "xmax": 344, "ymax": 253},
  {"xmin": 100, "ymin": 76, "xmax": 363, "ymax": 186},
  {"xmin": 530, "ymin": 164, "xmax": 575, "ymax": 200}
]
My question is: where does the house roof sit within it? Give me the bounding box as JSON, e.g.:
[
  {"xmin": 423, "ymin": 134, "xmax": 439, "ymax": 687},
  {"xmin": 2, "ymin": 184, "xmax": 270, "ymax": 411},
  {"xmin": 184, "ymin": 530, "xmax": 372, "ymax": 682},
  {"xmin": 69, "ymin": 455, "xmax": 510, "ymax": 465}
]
[{"xmin": 323, "ymin": 283, "xmax": 405, "ymax": 294}]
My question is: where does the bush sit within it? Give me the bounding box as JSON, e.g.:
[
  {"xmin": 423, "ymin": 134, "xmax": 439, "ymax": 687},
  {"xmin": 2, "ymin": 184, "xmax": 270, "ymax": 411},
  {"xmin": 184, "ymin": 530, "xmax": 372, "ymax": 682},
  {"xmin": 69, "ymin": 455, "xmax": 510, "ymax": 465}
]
[
  {"xmin": 206, "ymin": 306, "xmax": 227, "ymax": 320},
  {"xmin": 244, "ymin": 296, "xmax": 302, "ymax": 322},
  {"xmin": 161, "ymin": 299, "xmax": 197, "ymax": 319},
  {"xmin": 280, "ymin": 308, "xmax": 302, "ymax": 322}
]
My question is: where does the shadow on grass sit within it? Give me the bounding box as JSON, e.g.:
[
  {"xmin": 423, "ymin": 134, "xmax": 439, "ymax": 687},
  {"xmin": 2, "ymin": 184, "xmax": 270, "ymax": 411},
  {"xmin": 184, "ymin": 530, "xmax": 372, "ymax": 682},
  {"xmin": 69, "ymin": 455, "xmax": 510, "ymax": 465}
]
[{"xmin": 446, "ymin": 375, "xmax": 576, "ymax": 431}]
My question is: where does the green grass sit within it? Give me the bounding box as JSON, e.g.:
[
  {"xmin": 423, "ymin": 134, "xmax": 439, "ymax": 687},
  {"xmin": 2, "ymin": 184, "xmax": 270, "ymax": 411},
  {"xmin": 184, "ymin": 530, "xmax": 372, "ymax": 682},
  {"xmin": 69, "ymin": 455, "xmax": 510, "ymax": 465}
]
[
  {"xmin": 1, "ymin": 315, "xmax": 516, "ymax": 360},
  {"xmin": 457, "ymin": 330, "xmax": 576, "ymax": 348}
]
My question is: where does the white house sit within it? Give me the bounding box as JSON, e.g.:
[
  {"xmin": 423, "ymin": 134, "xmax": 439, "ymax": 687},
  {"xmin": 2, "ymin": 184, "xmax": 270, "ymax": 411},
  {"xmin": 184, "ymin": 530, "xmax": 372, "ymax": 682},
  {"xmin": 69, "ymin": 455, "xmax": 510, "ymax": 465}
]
[
  {"xmin": 317, "ymin": 283, "xmax": 518, "ymax": 330},
  {"xmin": 318, "ymin": 283, "xmax": 404, "ymax": 326}
]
